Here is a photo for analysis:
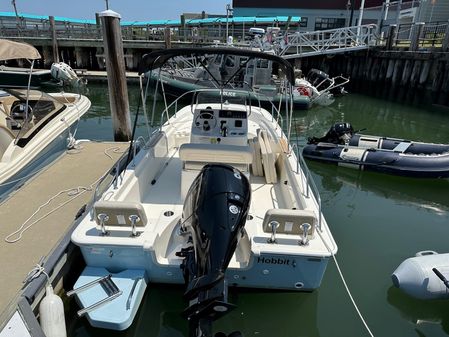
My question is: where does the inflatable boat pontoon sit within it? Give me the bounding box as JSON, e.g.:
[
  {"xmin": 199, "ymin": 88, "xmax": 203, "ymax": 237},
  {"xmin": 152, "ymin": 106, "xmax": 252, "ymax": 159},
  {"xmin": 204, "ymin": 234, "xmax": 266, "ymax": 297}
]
[{"xmin": 303, "ymin": 123, "xmax": 449, "ymax": 178}]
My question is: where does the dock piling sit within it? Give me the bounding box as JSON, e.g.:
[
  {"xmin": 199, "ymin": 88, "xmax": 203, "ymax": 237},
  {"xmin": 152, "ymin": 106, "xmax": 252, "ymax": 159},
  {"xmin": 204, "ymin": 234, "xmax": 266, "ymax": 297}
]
[
  {"xmin": 49, "ymin": 16, "xmax": 59, "ymax": 63},
  {"xmin": 99, "ymin": 10, "xmax": 132, "ymax": 141}
]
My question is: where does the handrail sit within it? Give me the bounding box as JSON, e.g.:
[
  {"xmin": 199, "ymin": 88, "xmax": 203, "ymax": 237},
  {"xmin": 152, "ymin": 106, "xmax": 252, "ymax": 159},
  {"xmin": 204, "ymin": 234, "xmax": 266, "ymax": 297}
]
[
  {"xmin": 290, "ymin": 143, "xmax": 322, "ymax": 231},
  {"xmin": 280, "ymin": 24, "xmax": 377, "ymax": 59},
  {"xmin": 155, "ymin": 86, "xmax": 286, "ymax": 128}
]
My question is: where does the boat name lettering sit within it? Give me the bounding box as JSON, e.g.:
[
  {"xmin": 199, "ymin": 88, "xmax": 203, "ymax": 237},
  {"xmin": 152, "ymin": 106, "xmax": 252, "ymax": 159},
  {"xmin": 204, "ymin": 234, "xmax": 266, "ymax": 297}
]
[
  {"xmin": 257, "ymin": 257, "xmax": 291, "ymax": 265},
  {"xmin": 223, "ymin": 91, "xmax": 237, "ymax": 97}
]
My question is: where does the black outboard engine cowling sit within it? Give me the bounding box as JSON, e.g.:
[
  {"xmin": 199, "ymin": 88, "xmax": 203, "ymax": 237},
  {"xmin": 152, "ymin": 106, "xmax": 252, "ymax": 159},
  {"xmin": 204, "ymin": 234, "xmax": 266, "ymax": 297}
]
[
  {"xmin": 178, "ymin": 164, "xmax": 250, "ymax": 337},
  {"xmin": 308, "ymin": 122, "xmax": 354, "ymax": 145}
]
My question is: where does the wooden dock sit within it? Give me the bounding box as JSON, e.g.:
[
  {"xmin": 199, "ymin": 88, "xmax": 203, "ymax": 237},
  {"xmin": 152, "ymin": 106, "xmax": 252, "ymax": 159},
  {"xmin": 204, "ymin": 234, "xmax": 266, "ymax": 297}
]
[{"xmin": 0, "ymin": 141, "xmax": 129, "ymax": 320}]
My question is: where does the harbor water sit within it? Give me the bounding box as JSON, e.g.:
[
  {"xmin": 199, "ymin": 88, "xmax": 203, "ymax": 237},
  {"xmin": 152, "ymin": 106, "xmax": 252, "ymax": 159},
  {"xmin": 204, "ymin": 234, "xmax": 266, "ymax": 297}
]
[{"xmin": 69, "ymin": 84, "xmax": 449, "ymax": 337}]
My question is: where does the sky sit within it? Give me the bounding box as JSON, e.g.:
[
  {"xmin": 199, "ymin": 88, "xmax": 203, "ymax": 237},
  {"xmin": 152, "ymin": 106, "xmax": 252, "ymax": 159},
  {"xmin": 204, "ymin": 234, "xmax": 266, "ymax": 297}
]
[{"xmin": 0, "ymin": 0, "xmax": 230, "ymax": 21}]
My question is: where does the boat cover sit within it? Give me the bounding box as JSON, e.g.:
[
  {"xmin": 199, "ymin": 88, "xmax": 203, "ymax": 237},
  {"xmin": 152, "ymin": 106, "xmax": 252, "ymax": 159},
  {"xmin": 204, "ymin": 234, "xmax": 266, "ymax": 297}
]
[{"xmin": 0, "ymin": 39, "xmax": 41, "ymax": 61}]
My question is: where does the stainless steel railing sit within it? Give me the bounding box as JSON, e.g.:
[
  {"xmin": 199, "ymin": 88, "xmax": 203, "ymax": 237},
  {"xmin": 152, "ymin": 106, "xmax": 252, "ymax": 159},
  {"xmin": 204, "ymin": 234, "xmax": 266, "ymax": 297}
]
[{"xmin": 290, "ymin": 143, "xmax": 322, "ymax": 231}]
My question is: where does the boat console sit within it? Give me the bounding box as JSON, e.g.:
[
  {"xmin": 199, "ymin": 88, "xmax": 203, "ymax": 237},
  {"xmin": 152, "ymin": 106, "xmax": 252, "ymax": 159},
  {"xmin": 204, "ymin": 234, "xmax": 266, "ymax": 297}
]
[{"xmin": 190, "ymin": 106, "xmax": 248, "ymax": 146}]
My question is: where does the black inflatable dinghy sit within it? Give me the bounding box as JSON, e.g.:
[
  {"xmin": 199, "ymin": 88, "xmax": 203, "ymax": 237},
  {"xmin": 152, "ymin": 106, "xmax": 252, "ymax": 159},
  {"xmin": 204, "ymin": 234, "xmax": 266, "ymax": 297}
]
[{"xmin": 303, "ymin": 123, "xmax": 449, "ymax": 178}]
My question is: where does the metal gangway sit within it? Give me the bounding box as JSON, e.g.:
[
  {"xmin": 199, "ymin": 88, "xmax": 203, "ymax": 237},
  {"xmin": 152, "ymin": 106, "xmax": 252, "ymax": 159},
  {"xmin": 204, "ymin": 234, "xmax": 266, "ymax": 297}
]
[{"xmin": 278, "ymin": 24, "xmax": 378, "ymax": 59}]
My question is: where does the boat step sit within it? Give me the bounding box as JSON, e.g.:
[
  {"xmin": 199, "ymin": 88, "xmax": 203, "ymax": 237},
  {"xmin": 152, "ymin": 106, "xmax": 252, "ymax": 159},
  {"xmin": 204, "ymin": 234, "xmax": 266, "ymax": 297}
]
[{"xmin": 71, "ymin": 266, "xmax": 147, "ymax": 331}]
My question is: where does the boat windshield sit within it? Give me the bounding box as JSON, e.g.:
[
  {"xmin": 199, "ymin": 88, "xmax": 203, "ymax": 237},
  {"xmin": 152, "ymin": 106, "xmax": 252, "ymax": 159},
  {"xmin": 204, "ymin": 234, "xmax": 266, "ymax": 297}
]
[{"xmin": 0, "ymin": 89, "xmax": 66, "ymax": 145}]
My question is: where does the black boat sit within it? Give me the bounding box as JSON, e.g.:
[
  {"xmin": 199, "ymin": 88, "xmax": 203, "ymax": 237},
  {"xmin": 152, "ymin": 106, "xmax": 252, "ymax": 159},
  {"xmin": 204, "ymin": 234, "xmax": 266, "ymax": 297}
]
[{"xmin": 303, "ymin": 123, "xmax": 449, "ymax": 178}]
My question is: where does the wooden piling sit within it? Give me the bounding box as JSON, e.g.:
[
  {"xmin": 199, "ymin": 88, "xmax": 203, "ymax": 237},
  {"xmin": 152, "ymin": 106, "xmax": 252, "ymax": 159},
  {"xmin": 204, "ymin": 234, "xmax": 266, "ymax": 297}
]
[
  {"xmin": 409, "ymin": 60, "xmax": 421, "ymax": 88},
  {"xmin": 410, "ymin": 22, "xmax": 425, "ymax": 52},
  {"xmin": 49, "ymin": 16, "xmax": 59, "ymax": 63},
  {"xmin": 378, "ymin": 58, "xmax": 388, "ymax": 81},
  {"xmin": 401, "ymin": 59, "xmax": 412, "ymax": 86},
  {"xmin": 99, "ymin": 10, "xmax": 132, "ymax": 141},
  {"xmin": 164, "ymin": 27, "xmax": 172, "ymax": 49},
  {"xmin": 386, "ymin": 25, "xmax": 397, "ymax": 50},
  {"xmin": 391, "ymin": 59, "xmax": 403, "ymax": 87},
  {"xmin": 419, "ymin": 60, "xmax": 431, "ymax": 85},
  {"xmin": 386, "ymin": 59, "xmax": 395, "ymax": 81}
]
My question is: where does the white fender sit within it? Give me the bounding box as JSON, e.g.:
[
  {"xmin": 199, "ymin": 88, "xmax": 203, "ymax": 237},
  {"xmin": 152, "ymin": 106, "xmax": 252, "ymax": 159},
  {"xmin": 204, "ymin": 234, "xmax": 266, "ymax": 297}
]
[{"xmin": 39, "ymin": 284, "xmax": 67, "ymax": 337}]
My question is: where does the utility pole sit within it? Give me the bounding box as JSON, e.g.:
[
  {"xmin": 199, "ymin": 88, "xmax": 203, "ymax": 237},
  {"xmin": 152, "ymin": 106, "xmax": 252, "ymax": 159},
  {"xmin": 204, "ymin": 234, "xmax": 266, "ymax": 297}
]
[
  {"xmin": 349, "ymin": 0, "xmax": 354, "ymax": 26},
  {"xmin": 11, "ymin": 0, "xmax": 21, "ymax": 33},
  {"xmin": 225, "ymin": 3, "xmax": 232, "ymax": 42}
]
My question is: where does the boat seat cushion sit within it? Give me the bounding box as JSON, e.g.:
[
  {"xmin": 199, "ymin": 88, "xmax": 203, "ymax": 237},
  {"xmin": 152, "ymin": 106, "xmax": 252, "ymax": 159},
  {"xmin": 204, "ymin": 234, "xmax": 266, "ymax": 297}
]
[
  {"xmin": 262, "ymin": 209, "xmax": 316, "ymax": 237},
  {"xmin": 93, "ymin": 201, "xmax": 148, "ymax": 228},
  {"xmin": 179, "ymin": 143, "xmax": 252, "ymax": 166}
]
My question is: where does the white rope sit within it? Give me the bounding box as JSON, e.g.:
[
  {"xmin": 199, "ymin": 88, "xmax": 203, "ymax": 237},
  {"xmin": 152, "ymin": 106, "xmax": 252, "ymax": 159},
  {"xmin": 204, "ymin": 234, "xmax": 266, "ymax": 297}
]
[
  {"xmin": 317, "ymin": 229, "xmax": 375, "ymax": 337},
  {"xmin": 104, "ymin": 146, "xmax": 127, "ymax": 160},
  {"xmin": 4, "ymin": 145, "xmax": 125, "ymax": 243},
  {"xmin": 4, "ymin": 184, "xmax": 94, "ymax": 243},
  {"xmin": 24, "ymin": 263, "xmax": 50, "ymax": 285}
]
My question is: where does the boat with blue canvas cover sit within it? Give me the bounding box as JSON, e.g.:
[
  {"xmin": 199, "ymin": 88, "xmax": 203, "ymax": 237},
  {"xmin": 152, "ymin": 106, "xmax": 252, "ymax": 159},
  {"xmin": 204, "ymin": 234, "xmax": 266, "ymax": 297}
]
[
  {"xmin": 303, "ymin": 122, "xmax": 449, "ymax": 178},
  {"xmin": 70, "ymin": 47, "xmax": 337, "ymax": 335}
]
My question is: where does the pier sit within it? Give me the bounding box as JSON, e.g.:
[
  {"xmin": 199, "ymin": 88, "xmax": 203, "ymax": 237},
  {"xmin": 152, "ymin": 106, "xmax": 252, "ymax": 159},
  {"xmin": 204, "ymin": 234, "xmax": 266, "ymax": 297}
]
[{"xmin": 0, "ymin": 141, "xmax": 128, "ymax": 327}]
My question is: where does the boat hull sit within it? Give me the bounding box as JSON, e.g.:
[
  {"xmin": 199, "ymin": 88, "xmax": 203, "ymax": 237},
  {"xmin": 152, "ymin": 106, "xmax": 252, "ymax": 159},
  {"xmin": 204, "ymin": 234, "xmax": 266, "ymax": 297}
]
[
  {"xmin": 77, "ymin": 244, "xmax": 330, "ymax": 291},
  {"xmin": 0, "ymin": 67, "xmax": 56, "ymax": 88},
  {"xmin": 149, "ymin": 73, "xmax": 311, "ymax": 110}
]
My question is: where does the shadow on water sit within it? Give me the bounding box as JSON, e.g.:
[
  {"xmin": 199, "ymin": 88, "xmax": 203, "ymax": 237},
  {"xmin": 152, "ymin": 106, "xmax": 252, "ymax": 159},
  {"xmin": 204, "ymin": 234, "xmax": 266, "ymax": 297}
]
[
  {"xmin": 387, "ymin": 286, "xmax": 449, "ymax": 336},
  {"xmin": 68, "ymin": 284, "xmax": 320, "ymax": 337},
  {"xmin": 306, "ymin": 161, "xmax": 449, "ymax": 215}
]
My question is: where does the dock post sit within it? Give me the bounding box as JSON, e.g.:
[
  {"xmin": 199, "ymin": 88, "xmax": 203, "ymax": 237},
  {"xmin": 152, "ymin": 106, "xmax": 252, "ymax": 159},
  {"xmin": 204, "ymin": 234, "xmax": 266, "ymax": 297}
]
[
  {"xmin": 386, "ymin": 24, "xmax": 397, "ymax": 50},
  {"xmin": 99, "ymin": 10, "xmax": 132, "ymax": 141},
  {"xmin": 49, "ymin": 16, "xmax": 59, "ymax": 63},
  {"xmin": 442, "ymin": 20, "xmax": 449, "ymax": 52},
  {"xmin": 164, "ymin": 27, "xmax": 172, "ymax": 49},
  {"xmin": 410, "ymin": 22, "xmax": 425, "ymax": 52}
]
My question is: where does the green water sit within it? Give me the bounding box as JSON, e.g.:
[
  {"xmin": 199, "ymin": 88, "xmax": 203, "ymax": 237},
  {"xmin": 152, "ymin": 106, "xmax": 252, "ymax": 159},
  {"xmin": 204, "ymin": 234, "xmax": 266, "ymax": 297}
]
[{"xmin": 69, "ymin": 84, "xmax": 449, "ymax": 337}]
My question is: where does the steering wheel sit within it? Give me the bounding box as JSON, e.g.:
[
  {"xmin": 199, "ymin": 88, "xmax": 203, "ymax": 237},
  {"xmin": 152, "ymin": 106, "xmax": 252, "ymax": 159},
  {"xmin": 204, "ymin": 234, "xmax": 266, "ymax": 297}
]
[
  {"xmin": 10, "ymin": 102, "xmax": 33, "ymax": 121},
  {"xmin": 10, "ymin": 103, "xmax": 33, "ymax": 129},
  {"xmin": 194, "ymin": 111, "xmax": 217, "ymax": 132}
]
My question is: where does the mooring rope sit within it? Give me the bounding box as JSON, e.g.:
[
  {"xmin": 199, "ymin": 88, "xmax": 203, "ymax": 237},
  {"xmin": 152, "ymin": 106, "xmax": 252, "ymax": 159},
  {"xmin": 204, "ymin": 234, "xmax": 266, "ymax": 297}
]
[{"xmin": 317, "ymin": 229, "xmax": 375, "ymax": 337}]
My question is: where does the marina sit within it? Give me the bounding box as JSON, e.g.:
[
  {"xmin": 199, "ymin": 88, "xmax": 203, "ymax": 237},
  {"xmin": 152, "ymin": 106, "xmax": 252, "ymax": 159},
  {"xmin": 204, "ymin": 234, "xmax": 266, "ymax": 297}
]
[
  {"xmin": 0, "ymin": 0, "xmax": 448, "ymax": 336},
  {"xmin": 61, "ymin": 86, "xmax": 449, "ymax": 337}
]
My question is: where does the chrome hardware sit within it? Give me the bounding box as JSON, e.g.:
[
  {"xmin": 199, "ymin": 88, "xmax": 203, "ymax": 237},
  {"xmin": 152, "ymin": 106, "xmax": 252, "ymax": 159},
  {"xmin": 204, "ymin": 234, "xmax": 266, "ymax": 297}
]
[
  {"xmin": 68, "ymin": 275, "xmax": 123, "ymax": 317},
  {"xmin": 267, "ymin": 221, "xmax": 280, "ymax": 244},
  {"xmin": 97, "ymin": 213, "xmax": 109, "ymax": 236},
  {"xmin": 299, "ymin": 223, "xmax": 311, "ymax": 246},
  {"xmin": 129, "ymin": 214, "xmax": 140, "ymax": 237}
]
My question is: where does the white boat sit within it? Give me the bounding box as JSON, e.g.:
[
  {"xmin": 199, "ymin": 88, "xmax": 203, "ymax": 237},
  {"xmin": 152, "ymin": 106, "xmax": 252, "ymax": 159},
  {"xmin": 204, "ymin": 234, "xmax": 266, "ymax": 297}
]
[
  {"xmin": 70, "ymin": 48, "xmax": 337, "ymax": 334},
  {"xmin": 0, "ymin": 40, "xmax": 91, "ymax": 200},
  {"xmin": 294, "ymin": 69, "xmax": 349, "ymax": 107}
]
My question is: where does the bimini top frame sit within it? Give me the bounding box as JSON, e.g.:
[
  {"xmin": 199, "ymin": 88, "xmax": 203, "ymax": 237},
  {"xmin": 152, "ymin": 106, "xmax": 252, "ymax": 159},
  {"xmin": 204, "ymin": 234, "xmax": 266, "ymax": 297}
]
[
  {"xmin": 137, "ymin": 47, "xmax": 296, "ymax": 86},
  {"xmin": 136, "ymin": 47, "xmax": 295, "ymax": 147}
]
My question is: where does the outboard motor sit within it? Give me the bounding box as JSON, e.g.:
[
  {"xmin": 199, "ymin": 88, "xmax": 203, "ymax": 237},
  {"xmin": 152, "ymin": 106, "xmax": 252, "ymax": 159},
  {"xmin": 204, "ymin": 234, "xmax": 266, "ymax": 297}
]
[
  {"xmin": 177, "ymin": 164, "xmax": 250, "ymax": 337},
  {"xmin": 308, "ymin": 122, "xmax": 354, "ymax": 145}
]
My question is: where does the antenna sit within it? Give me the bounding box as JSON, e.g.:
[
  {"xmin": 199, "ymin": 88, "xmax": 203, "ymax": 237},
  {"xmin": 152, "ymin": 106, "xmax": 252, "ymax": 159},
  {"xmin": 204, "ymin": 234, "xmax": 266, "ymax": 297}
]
[{"xmin": 105, "ymin": 0, "xmax": 109, "ymax": 10}]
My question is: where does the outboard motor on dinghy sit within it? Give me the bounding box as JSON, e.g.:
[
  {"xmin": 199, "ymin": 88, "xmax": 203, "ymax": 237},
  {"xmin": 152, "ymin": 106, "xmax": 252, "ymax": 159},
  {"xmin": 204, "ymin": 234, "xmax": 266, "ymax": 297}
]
[
  {"xmin": 177, "ymin": 164, "xmax": 250, "ymax": 337},
  {"xmin": 308, "ymin": 122, "xmax": 354, "ymax": 145}
]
